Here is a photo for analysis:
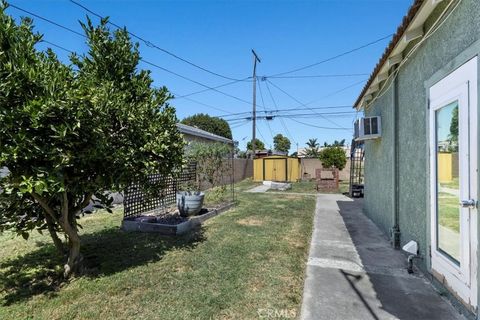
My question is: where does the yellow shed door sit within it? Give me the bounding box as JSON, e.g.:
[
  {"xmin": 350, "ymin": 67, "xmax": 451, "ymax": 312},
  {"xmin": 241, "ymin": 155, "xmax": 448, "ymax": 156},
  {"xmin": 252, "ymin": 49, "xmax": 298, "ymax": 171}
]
[{"xmin": 264, "ymin": 159, "xmax": 287, "ymax": 182}]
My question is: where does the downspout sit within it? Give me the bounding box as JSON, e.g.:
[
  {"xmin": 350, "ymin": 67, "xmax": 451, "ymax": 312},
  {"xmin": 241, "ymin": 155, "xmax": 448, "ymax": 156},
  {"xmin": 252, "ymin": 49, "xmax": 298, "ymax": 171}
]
[{"xmin": 392, "ymin": 67, "xmax": 401, "ymax": 249}]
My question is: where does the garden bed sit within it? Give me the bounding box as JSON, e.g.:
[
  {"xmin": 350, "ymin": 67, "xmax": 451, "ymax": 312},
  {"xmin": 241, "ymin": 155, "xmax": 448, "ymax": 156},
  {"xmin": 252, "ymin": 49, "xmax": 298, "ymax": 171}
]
[{"xmin": 121, "ymin": 202, "xmax": 234, "ymax": 235}]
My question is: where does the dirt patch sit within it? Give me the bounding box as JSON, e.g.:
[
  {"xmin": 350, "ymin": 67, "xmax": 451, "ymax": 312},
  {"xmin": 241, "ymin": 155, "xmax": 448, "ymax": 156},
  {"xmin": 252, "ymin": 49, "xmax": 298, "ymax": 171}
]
[
  {"xmin": 237, "ymin": 217, "xmax": 264, "ymax": 226},
  {"xmin": 285, "ymin": 235, "xmax": 305, "ymax": 249},
  {"xmin": 249, "ymin": 276, "xmax": 265, "ymax": 292}
]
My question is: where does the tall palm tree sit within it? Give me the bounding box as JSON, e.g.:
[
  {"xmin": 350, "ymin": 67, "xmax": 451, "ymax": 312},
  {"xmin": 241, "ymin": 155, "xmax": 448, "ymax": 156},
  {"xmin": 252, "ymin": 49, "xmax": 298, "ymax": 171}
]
[{"xmin": 305, "ymin": 138, "xmax": 320, "ymax": 157}]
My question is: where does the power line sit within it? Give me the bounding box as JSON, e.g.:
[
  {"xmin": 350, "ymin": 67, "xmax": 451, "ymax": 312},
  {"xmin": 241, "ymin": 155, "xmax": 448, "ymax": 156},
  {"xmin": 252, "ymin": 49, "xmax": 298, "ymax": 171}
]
[
  {"xmin": 141, "ymin": 60, "xmax": 255, "ymax": 106},
  {"xmin": 266, "ymin": 73, "xmax": 369, "ymax": 79},
  {"xmin": 230, "ymin": 120, "xmax": 251, "ymax": 129},
  {"xmin": 8, "ymin": 3, "xmax": 256, "ymax": 108},
  {"xmin": 225, "ymin": 111, "xmax": 356, "ymax": 121},
  {"xmin": 40, "ymin": 40, "xmax": 75, "ymax": 54},
  {"xmin": 69, "ymin": 0, "xmax": 245, "ymax": 81},
  {"xmin": 217, "ymin": 105, "xmax": 354, "ymax": 118},
  {"xmin": 9, "ymin": 4, "xmax": 85, "ymax": 37},
  {"xmin": 263, "ymin": 80, "xmax": 296, "ymax": 144},
  {"xmin": 268, "ymin": 33, "xmax": 392, "ymax": 77},
  {"xmin": 265, "ymin": 79, "xmax": 347, "ymax": 130},
  {"xmin": 171, "ymin": 94, "xmax": 233, "ymax": 114},
  {"xmin": 311, "ymin": 79, "xmax": 367, "ymax": 101},
  {"xmin": 256, "ymin": 125, "xmax": 267, "ymax": 146},
  {"xmin": 176, "ymin": 77, "xmax": 252, "ymax": 99},
  {"xmin": 289, "ymin": 118, "xmax": 352, "ymax": 131},
  {"xmin": 27, "ymin": 37, "xmax": 239, "ymax": 116},
  {"xmin": 257, "ymin": 80, "xmax": 274, "ymax": 140}
]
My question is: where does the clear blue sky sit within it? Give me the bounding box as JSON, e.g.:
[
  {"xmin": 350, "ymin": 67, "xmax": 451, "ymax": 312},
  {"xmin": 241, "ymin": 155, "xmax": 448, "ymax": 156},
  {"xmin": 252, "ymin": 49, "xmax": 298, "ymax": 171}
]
[{"xmin": 7, "ymin": 0, "xmax": 411, "ymax": 152}]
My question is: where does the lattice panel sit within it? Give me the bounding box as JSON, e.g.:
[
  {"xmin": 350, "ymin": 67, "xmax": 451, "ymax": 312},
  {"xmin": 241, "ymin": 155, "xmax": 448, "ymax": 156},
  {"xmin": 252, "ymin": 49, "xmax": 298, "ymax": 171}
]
[{"xmin": 123, "ymin": 163, "xmax": 197, "ymax": 218}]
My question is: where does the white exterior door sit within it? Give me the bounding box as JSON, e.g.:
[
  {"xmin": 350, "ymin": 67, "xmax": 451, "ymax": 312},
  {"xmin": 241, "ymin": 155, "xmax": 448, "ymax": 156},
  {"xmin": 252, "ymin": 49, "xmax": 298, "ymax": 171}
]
[{"xmin": 429, "ymin": 56, "xmax": 478, "ymax": 307}]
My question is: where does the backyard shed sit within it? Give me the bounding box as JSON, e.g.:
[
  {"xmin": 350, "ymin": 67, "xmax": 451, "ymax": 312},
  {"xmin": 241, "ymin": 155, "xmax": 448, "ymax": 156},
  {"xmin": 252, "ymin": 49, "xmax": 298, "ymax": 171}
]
[{"xmin": 253, "ymin": 156, "xmax": 300, "ymax": 182}]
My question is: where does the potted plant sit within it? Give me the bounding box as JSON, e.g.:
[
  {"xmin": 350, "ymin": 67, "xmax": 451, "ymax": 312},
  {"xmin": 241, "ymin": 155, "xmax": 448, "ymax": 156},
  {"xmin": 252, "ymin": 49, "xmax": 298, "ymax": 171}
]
[
  {"xmin": 176, "ymin": 179, "xmax": 204, "ymax": 217},
  {"xmin": 176, "ymin": 142, "xmax": 231, "ymax": 216}
]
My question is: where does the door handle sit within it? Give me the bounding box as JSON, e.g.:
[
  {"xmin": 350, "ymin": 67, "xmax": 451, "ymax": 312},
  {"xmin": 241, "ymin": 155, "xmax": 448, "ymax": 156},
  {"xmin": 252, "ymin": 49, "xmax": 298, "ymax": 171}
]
[{"xmin": 460, "ymin": 199, "xmax": 477, "ymax": 209}]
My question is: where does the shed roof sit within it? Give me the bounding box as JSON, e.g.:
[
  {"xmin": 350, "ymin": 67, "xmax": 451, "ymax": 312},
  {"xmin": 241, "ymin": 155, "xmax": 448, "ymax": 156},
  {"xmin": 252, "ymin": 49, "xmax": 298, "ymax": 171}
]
[{"xmin": 176, "ymin": 123, "xmax": 233, "ymax": 144}]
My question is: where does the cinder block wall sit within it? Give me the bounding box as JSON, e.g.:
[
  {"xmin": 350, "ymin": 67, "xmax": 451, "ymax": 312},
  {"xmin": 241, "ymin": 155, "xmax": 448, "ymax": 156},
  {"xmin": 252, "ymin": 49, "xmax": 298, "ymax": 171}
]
[{"xmin": 300, "ymin": 158, "xmax": 351, "ymax": 181}]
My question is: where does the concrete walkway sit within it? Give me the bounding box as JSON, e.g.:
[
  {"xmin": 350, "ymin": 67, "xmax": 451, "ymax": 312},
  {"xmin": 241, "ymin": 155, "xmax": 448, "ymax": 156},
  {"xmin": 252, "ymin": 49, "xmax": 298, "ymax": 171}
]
[
  {"xmin": 300, "ymin": 194, "xmax": 464, "ymax": 320},
  {"xmin": 245, "ymin": 185, "xmax": 270, "ymax": 193}
]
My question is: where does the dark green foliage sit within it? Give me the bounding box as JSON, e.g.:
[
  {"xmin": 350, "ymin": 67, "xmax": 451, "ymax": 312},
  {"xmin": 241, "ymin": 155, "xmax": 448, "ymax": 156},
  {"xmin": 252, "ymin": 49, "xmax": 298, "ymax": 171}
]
[
  {"xmin": 181, "ymin": 113, "xmax": 232, "ymax": 139},
  {"xmin": 273, "ymin": 134, "xmax": 291, "ymax": 152},
  {"xmin": 448, "ymin": 106, "xmax": 458, "ymax": 151},
  {"xmin": 323, "ymin": 139, "xmax": 346, "ymax": 147},
  {"xmin": 319, "ymin": 146, "xmax": 347, "ymax": 170},
  {"xmin": 0, "ymin": 3, "xmax": 184, "ymax": 276},
  {"xmin": 185, "ymin": 142, "xmax": 231, "ymax": 190},
  {"xmin": 246, "ymin": 138, "xmax": 265, "ymax": 151}
]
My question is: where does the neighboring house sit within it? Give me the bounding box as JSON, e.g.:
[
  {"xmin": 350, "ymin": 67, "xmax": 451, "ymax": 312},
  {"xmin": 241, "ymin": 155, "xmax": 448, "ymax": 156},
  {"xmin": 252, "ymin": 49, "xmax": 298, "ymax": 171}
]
[
  {"xmin": 355, "ymin": 0, "xmax": 479, "ymax": 315},
  {"xmin": 176, "ymin": 123, "xmax": 233, "ymax": 145},
  {"xmin": 176, "ymin": 123, "xmax": 253, "ymax": 184},
  {"xmin": 253, "ymin": 150, "xmax": 288, "ymax": 158}
]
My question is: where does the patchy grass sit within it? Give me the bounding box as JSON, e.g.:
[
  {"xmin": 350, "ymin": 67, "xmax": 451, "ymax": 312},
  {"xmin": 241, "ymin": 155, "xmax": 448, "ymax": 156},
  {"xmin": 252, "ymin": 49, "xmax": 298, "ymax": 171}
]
[
  {"xmin": 438, "ymin": 192, "xmax": 460, "ymax": 233},
  {"xmin": 440, "ymin": 177, "xmax": 459, "ymax": 190},
  {"xmin": 0, "ymin": 180, "xmax": 315, "ymax": 319}
]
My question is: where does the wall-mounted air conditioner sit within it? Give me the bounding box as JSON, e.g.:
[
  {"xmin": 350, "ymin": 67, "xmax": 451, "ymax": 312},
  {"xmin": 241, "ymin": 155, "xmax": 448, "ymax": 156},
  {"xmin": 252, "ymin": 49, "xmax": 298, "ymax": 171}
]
[{"xmin": 354, "ymin": 116, "xmax": 381, "ymax": 141}]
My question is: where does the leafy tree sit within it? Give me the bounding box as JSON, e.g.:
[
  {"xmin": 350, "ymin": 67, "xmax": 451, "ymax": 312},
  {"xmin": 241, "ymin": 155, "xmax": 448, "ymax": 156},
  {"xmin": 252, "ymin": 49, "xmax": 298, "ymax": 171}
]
[
  {"xmin": 305, "ymin": 138, "xmax": 320, "ymax": 158},
  {"xmin": 246, "ymin": 138, "xmax": 265, "ymax": 151},
  {"xmin": 181, "ymin": 113, "xmax": 232, "ymax": 139},
  {"xmin": 319, "ymin": 146, "xmax": 347, "ymax": 170},
  {"xmin": 448, "ymin": 106, "xmax": 458, "ymax": 152},
  {"xmin": 273, "ymin": 134, "xmax": 291, "ymax": 153},
  {"xmin": 186, "ymin": 142, "xmax": 231, "ymax": 190},
  {"xmin": 0, "ymin": 7, "xmax": 184, "ymax": 277}
]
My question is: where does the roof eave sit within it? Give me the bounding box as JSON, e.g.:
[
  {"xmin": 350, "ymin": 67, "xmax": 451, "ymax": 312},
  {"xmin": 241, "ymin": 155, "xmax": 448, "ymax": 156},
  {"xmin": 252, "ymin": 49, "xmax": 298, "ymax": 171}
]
[
  {"xmin": 354, "ymin": 0, "xmax": 445, "ymax": 110},
  {"xmin": 176, "ymin": 123, "xmax": 234, "ymax": 144}
]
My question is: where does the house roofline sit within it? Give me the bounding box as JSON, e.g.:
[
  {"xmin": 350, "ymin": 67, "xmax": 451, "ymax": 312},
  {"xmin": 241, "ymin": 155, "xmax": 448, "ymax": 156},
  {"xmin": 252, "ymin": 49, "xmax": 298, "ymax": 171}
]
[
  {"xmin": 354, "ymin": 0, "xmax": 446, "ymax": 109},
  {"xmin": 176, "ymin": 123, "xmax": 234, "ymax": 144}
]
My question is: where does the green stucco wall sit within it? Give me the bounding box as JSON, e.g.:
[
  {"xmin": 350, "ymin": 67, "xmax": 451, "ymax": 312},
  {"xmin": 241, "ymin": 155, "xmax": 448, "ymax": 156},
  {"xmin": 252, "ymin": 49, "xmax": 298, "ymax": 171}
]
[{"xmin": 364, "ymin": 0, "xmax": 480, "ymax": 262}]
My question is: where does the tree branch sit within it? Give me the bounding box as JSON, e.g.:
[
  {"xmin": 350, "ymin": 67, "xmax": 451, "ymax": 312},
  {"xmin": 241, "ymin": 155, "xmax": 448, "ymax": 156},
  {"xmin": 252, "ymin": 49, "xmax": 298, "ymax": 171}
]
[
  {"xmin": 72, "ymin": 192, "xmax": 93, "ymax": 216},
  {"xmin": 31, "ymin": 192, "xmax": 60, "ymax": 225},
  {"xmin": 61, "ymin": 191, "xmax": 69, "ymax": 223}
]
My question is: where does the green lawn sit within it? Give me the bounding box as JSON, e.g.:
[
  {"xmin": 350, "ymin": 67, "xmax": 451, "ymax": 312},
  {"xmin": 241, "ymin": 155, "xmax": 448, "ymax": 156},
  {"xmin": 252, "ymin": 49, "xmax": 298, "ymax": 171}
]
[
  {"xmin": 438, "ymin": 192, "xmax": 460, "ymax": 233},
  {"xmin": 440, "ymin": 177, "xmax": 459, "ymax": 190},
  {"xmin": 0, "ymin": 179, "xmax": 315, "ymax": 319}
]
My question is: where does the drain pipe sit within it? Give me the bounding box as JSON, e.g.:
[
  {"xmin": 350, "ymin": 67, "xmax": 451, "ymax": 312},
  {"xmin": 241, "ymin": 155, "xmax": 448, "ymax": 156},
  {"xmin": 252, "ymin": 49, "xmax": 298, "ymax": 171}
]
[
  {"xmin": 403, "ymin": 241, "xmax": 421, "ymax": 273},
  {"xmin": 391, "ymin": 67, "xmax": 401, "ymax": 249},
  {"xmin": 407, "ymin": 254, "xmax": 423, "ymax": 274}
]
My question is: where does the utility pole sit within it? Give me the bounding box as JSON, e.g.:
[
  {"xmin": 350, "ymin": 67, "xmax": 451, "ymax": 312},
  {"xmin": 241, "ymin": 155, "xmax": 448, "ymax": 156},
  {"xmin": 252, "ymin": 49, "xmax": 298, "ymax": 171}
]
[{"xmin": 251, "ymin": 49, "xmax": 261, "ymax": 159}]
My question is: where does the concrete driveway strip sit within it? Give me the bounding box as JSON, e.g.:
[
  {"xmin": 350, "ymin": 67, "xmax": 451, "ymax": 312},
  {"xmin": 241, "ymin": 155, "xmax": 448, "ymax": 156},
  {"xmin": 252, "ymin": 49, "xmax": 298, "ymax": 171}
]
[{"xmin": 300, "ymin": 194, "xmax": 465, "ymax": 320}]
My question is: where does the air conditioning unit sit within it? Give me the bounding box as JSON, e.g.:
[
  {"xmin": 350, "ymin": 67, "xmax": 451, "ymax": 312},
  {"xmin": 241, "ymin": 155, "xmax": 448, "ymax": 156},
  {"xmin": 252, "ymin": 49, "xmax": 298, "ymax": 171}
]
[{"xmin": 354, "ymin": 116, "xmax": 381, "ymax": 141}]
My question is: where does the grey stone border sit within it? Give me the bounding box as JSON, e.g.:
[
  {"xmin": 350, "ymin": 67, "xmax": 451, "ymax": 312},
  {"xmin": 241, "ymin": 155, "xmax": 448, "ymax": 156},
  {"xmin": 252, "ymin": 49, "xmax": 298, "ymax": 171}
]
[{"xmin": 121, "ymin": 202, "xmax": 235, "ymax": 236}]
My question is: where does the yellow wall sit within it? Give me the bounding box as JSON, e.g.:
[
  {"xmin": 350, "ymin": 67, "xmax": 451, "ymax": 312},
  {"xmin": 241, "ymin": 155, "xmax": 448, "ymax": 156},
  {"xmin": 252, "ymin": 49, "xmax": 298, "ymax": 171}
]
[
  {"xmin": 437, "ymin": 153, "xmax": 453, "ymax": 183},
  {"xmin": 253, "ymin": 156, "xmax": 300, "ymax": 182}
]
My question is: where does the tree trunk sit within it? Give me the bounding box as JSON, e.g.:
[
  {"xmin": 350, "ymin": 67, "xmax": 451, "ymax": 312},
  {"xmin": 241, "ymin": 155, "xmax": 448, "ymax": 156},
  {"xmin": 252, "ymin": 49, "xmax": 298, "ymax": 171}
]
[
  {"xmin": 64, "ymin": 232, "xmax": 82, "ymax": 278},
  {"xmin": 61, "ymin": 191, "xmax": 83, "ymax": 278},
  {"xmin": 45, "ymin": 214, "xmax": 65, "ymax": 255}
]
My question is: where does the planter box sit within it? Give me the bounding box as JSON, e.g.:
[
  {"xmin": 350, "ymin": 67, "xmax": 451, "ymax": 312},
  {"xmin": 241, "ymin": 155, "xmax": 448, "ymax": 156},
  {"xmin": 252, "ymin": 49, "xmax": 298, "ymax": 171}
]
[{"xmin": 121, "ymin": 202, "xmax": 234, "ymax": 236}]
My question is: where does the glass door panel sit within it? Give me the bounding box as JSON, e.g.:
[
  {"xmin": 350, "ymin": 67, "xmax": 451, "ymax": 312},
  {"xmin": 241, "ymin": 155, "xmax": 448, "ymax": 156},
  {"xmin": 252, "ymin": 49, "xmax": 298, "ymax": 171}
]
[{"xmin": 435, "ymin": 101, "xmax": 460, "ymax": 263}]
